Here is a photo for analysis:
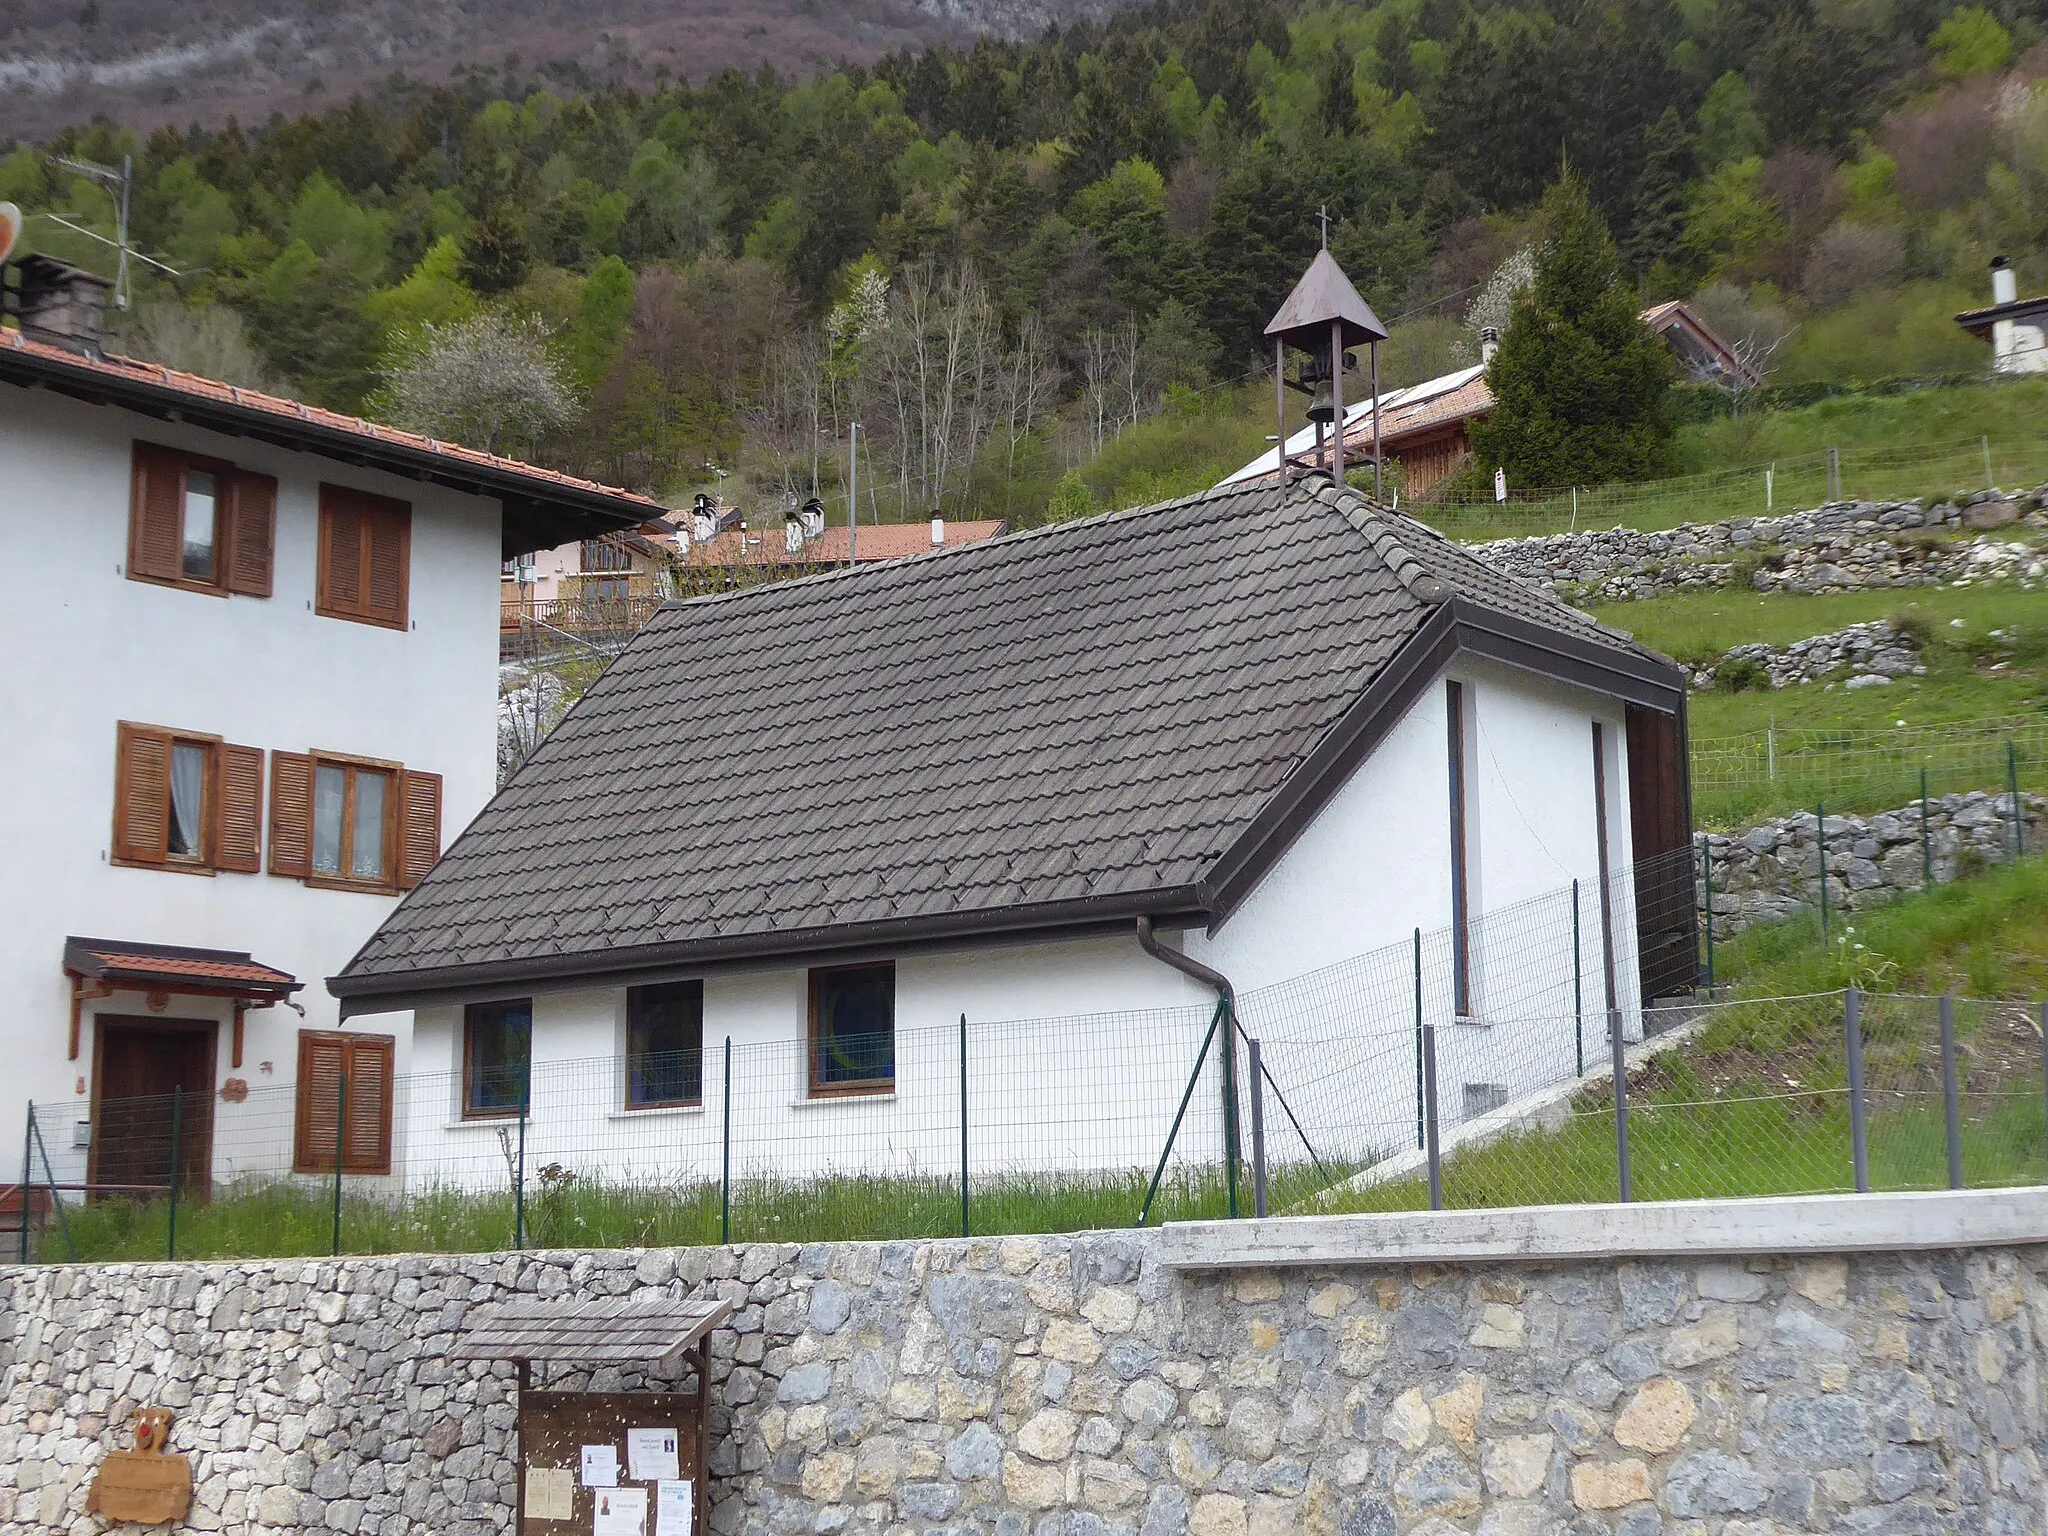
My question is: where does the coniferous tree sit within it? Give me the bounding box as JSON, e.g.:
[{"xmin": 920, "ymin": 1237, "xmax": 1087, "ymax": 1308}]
[
  {"xmin": 1619, "ymin": 107, "xmax": 1696, "ymax": 278},
  {"xmin": 1469, "ymin": 171, "xmax": 1676, "ymax": 489}
]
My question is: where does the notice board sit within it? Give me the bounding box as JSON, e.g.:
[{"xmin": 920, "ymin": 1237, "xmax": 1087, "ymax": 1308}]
[{"xmin": 516, "ymin": 1389, "xmax": 707, "ymax": 1536}]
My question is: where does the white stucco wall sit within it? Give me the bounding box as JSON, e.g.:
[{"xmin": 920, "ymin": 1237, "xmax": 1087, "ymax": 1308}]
[
  {"xmin": 381, "ymin": 656, "xmax": 1649, "ymax": 1193},
  {"xmin": 0, "ymin": 388, "xmax": 503, "ymax": 1187},
  {"xmin": 1993, "ymin": 318, "xmax": 2048, "ymax": 374}
]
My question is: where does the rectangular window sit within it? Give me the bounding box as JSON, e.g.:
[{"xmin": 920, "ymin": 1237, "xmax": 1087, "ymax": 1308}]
[
  {"xmin": 128, "ymin": 442, "xmax": 275, "ymax": 597},
  {"xmin": 807, "ymin": 963, "xmax": 895, "ymax": 1097},
  {"xmin": 1446, "ymin": 680, "xmax": 1472, "ymax": 1017},
  {"xmin": 627, "ymin": 982, "xmax": 705, "ymax": 1108},
  {"xmin": 111, "ymin": 722, "xmax": 265, "ymax": 875},
  {"xmin": 464, "ymin": 1000, "xmax": 532, "ymax": 1118},
  {"xmin": 293, "ymin": 1031, "xmax": 396, "ymax": 1174},
  {"xmin": 309, "ymin": 758, "xmax": 395, "ymax": 885},
  {"xmin": 317, "ymin": 484, "xmax": 412, "ymax": 629}
]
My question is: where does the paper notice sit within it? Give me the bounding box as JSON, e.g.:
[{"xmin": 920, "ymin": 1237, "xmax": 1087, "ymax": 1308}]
[
  {"xmin": 592, "ymin": 1486, "xmax": 647, "ymax": 1536},
  {"xmin": 654, "ymin": 1480, "xmax": 693, "ymax": 1536},
  {"xmin": 580, "ymin": 1444, "xmax": 619, "ymax": 1489},
  {"xmin": 625, "ymin": 1426, "xmax": 680, "ymax": 1483},
  {"xmin": 527, "ymin": 1467, "xmax": 576, "ymax": 1521}
]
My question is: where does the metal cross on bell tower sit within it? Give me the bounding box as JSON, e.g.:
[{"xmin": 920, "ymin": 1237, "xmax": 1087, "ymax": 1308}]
[{"xmin": 1264, "ymin": 243, "xmax": 1390, "ymax": 498}]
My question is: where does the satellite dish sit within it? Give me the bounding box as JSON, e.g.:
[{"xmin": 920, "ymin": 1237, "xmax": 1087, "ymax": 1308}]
[{"xmin": 0, "ymin": 202, "xmax": 20, "ymax": 265}]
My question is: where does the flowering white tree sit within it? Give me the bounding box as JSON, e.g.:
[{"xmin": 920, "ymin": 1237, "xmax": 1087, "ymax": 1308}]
[{"xmin": 381, "ymin": 312, "xmax": 579, "ymax": 457}]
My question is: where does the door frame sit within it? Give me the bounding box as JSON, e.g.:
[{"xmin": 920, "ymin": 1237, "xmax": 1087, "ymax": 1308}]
[{"xmin": 87, "ymin": 1012, "xmax": 219, "ymax": 1195}]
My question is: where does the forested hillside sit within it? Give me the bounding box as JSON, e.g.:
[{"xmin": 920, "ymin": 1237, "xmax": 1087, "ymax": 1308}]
[{"xmin": 5, "ymin": 0, "xmax": 2047, "ymax": 525}]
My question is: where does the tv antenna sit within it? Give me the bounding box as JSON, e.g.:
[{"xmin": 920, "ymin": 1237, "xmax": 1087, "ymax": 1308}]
[{"xmin": 42, "ymin": 153, "xmax": 180, "ymax": 308}]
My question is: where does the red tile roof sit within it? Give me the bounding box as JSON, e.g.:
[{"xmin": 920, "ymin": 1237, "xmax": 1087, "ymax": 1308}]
[
  {"xmin": 64, "ymin": 937, "xmax": 301, "ymax": 995},
  {"xmin": 1, "ymin": 326, "xmax": 662, "ymax": 527},
  {"xmin": 681, "ymin": 520, "xmax": 1007, "ymax": 566}
]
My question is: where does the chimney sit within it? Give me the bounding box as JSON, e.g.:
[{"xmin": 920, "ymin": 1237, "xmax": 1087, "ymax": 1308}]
[
  {"xmin": 691, "ymin": 492, "xmax": 716, "ymax": 545},
  {"xmin": 1992, "ymin": 256, "xmax": 2017, "ymax": 306},
  {"xmin": 784, "ymin": 509, "xmax": 803, "ymax": 555},
  {"xmin": 930, "ymin": 514, "xmax": 945, "ymax": 548},
  {"xmin": 801, "ymin": 496, "xmax": 825, "ymax": 540},
  {"xmin": 1480, "ymin": 325, "xmax": 1500, "ymax": 365},
  {"xmin": 6, "ymin": 254, "xmax": 113, "ymax": 354}
]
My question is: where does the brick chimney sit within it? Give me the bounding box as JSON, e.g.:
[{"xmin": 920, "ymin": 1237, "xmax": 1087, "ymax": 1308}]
[{"xmin": 6, "ymin": 254, "xmax": 112, "ymax": 354}]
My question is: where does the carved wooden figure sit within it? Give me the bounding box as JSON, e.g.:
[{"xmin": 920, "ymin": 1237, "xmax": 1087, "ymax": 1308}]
[{"xmin": 86, "ymin": 1407, "xmax": 193, "ymax": 1524}]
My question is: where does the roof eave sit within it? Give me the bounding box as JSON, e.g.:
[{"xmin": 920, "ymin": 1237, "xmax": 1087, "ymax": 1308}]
[
  {"xmin": 330, "ymin": 885, "xmax": 1212, "ymax": 1016},
  {"xmin": 0, "ymin": 345, "xmax": 651, "ymax": 557}
]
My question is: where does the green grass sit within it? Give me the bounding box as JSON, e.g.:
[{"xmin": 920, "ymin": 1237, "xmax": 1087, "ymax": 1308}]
[{"xmin": 1586, "ymin": 586, "xmax": 2048, "ymax": 826}]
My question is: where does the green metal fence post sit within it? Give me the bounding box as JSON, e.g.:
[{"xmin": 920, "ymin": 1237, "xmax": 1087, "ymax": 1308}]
[
  {"xmin": 1701, "ymin": 841, "xmax": 1715, "ymax": 992},
  {"xmin": 167, "ymin": 1086, "xmax": 183, "ymax": 1262},
  {"xmin": 19, "ymin": 1102, "xmax": 33, "ymax": 1264},
  {"xmin": 1572, "ymin": 883, "xmax": 1584, "ymax": 1076},
  {"xmin": 28, "ymin": 1110, "xmax": 75, "ymax": 1263},
  {"xmin": 958, "ymin": 1014, "xmax": 969, "ymax": 1239},
  {"xmin": 2010, "ymin": 741, "xmax": 2025, "ymax": 859},
  {"xmin": 331, "ymin": 1069, "xmax": 346, "ymax": 1257},
  {"xmin": 1412, "ymin": 929, "xmax": 1426, "ymax": 1148},
  {"xmin": 513, "ymin": 1088, "xmax": 528, "ymax": 1250},
  {"xmin": 1921, "ymin": 767, "xmax": 1932, "ymax": 889},
  {"xmin": 1940, "ymin": 996, "xmax": 1964, "ymax": 1190},
  {"xmin": 1817, "ymin": 800, "xmax": 1829, "ymax": 939},
  {"xmin": 1220, "ymin": 999, "xmax": 1241, "ymax": 1220},
  {"xmin": 1137, "ymin": 1002, "xmax": 1223, "ymax": 1228},
  {"xmin": 720, "ymin": 1036, "xmax": 732, "ymax": 1246}
]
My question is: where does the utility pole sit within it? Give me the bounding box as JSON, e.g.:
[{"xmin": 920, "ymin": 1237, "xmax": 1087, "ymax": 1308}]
[{"xmin": 848, "ymin": 422, "xmax": 860, "ymax": 565}]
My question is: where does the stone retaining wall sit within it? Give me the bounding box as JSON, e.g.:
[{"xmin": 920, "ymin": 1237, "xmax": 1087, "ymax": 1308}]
[
  {"xmin": 6, "ymin": 1225, "xmax": 2048, "ymax": 1536},
  {"xmin": 1697, "ymin": 790, "xmax": 2046, "ymax": 937},
  {"xmin": 1469, "ymin": 489, "xmax": 2048, "ymax": 603},
  {"xmin": 1688, "ymin": 620, "xmax": 1923, "ymax": 692}
]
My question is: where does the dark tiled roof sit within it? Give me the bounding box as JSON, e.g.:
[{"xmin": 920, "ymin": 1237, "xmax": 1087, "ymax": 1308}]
[{"xmin": 334, "ymin": 476, "xmax": 1672, "ymax": 1000}]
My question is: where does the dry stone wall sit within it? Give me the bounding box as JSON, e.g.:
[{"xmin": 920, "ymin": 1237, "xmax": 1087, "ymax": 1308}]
[
  {"xmin": 1469, "ymin": 490, "xmax": 2048, "ymax": 604},
  {"xmin": 1695, "ymin": 790, "xmax": 2046, "ymax": 937},
  {"xmin": 1686, "ymin": 620, "xmax": 1923, "ymax": 692},
  {"xmin": 6, "ymin": 1232, "xmax": 2048, "ymax": 1536}
]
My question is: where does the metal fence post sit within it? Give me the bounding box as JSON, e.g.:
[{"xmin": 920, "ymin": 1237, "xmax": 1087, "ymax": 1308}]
[
  {"xmin": 1220, "ymin": 999, "xmax": 1241, "ymax": 1220},
  {"xmin": 28, "ymin": 1111, "xmax": 75, "ymax": 1264},
  {"xmin": 167, "ymin": 1086, "xmax": 183, "ymax": 1262},
  {"xmin": 2040, "ymin": 1000, "xmax": 2048, "ymax": 1180},
  {"xmin": 1921, "ymin": 767, "xmax": 1932, "ymax": 889},
  {"xmin": 1572, "ymin": 883, "xmax": 1585, "ymax": 1076},
  {"xmin": 958, "ymin": 1014, "xmax": 969, "ymax": 1239},
  {"xmin": 1845, "ymin": 987, "xmax": 1868, "ymax": 1193},
  {"xmin": 19, "ymin": 1102, "xmax": 33, "ymax": 1264},
  {"xmin": 331, "ymin": 1069, "xmax": 347, "ymax": 1257},
  {"xmin": 1610, "ymin": 1008, "xmax": 1632, "ymax": 1202},
  {"xmin": 1248, "ymin": 1037, "xmax": 1268, "ymax": 1220},
  {"xmin": 1816, "ymin": 800, "xmax": 1829, "ymax": 938},
  {"xmin": 1826, "ymin": 444, "xmax": 1841, "ymax": 501},
  {"xmin": 1422, "ymin": 1011, "xmax": 1443, "ymax": 1212},
  {"xmin": 1701, "ymin": 842, "xmax": 1715, "ymax": 992},
  {"xmin": 513, "ymin": 1088, "xmax": 528, "ymax": 1250},
  {"xmin": 2010, "ymin": 741, "xmax": 2025, "ymax": 858},
  {"xmin": 1412, "ymin": 929, "xmax": 1426, "ymax": 1149},
  {"xmin": 1940, "ymin": 996, "xmax": 1963, "ymax": 1190},
  {"xmin": 1983, "ymin": 433, "xmax": 1995, "ymax": 490},
  {"xmin": 720, "ymin": 1036, "xmax": 733, "ymax": 1246}
]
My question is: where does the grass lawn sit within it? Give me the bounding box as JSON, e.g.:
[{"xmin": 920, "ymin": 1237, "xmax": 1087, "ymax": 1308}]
[{"xmin": 1584, "ymin": 586, "xmax": 2048, "ymax": 825}]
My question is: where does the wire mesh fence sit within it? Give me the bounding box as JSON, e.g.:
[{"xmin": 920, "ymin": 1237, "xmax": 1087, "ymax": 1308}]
[
  {"xmin": 1691, "ymin": 717, "xmax": 2048, "ymax": 827},
  {"xmin": 1412, "ymin": 429, "xmax": 2048, "ymax": 539},
  {"xmin": 14, "ymin": 842, "xmax": 2044, "ymax": 1265}
]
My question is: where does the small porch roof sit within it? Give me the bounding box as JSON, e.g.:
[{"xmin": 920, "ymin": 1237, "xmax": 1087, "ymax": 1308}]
[
  {"xmin": 63, "ymin": 936, "xmax": 301, "ymax": 1001},
  {"xmin": 449, "ymin": 1295, "xmax": 735, "ymax": 1368}
]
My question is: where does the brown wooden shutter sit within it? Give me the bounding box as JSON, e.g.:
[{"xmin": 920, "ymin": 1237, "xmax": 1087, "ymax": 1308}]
[
  {"xmin": 397, "ymin": 770, "xmax": 443, "ymax": 890},
  {"xmin": 224, "ymin": 471, "xmax": 277, "ymax": 597},
  {"xmin": 319, "ymin": 488, "xmax": 363, "ymax": 612},
  {"xmin": 294, "ymin": 1032, "xmax": 394, "ymax": 1174},
  {"xmin": 112, "ymin": 722, "xmax": 172, "ymax": 864},
  {"xmin": 344, "ymin": 1036, "xmax": 395, "ymax": 1173},
  {"xmin": 366, "ymin": 501, "xmax": 410, "ymax": 626},
  {"xmin": 128, "ymin": 444, "xmax": 186, "ymax": 583},
  {"xmin": 214, "ymin": 743, "xmax": 265, "ymax": 873},
  {"xmin": 269, "ymin": 752, "xmax": 315, "ymax": 877}
]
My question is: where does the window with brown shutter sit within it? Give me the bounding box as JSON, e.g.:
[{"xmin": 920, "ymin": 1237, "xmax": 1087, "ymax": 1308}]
[
  {"xmin": 111, "ymin": 722, "xmax": 263, "ymax": 875},
  {"xmin": 127, "ymin": 443, "xmax": 273, "ymax": 599},
  {"xmin": 317, "ymin": 485, "xmax": 411, "ymax": 629},
  {"xmin": 270, "ymin": 749, "xmax": 437, "ymax": 893},
  {"xmin": 293, "ymin": 1031, "xmax": 396, "ymax": 1174},
  {"xmin": 397, "ymin": 770, "xmax": 443, "ymax": 889}
]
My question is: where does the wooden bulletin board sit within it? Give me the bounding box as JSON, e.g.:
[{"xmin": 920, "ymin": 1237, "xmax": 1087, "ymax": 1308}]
[{"xmin": 516, "ymin": 1386, "xmax": 707, "ymax": 1536}]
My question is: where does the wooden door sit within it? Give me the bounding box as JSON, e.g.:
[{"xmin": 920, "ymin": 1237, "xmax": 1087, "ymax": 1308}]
[
  {"xmin": 1625, "ymin": 704, "xmax": 1700, "ymax": 1003},
  {"xmin": 90, "ymin": 1018, "xmax": 216, "ymax": 1198}
]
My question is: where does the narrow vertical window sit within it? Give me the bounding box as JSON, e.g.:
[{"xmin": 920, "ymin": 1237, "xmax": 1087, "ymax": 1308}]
[
  {"xmin": 350, "ymin": 770, "xmax": 389, "ymax": 882},
  {"xmin": 464, "ymin": 999, "xmax": 533, "ymax": 1118},
  {"xmin": 181, "ymin": 469, "xmax": 218, "ymax": 581},
  {"xmin": 167, "ymin": 741, "xmax": 209, "ymax": 860},
  {"xmin": 1446, "ymin": 680, "xmax": 1471, "ymax": 1017},
  {"xmin": 627, "ymin": 982, "xmax": 705, "ymax": 1108},
  {"xmin": 313, "ymin": 764, "xmax": 347, "ymax": 875}
]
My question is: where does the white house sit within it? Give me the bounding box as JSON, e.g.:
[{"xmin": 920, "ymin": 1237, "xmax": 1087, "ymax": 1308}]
[
  {"xmin": 1956, "ymin": 257, "xmax": 2048, "ymax": 375},
  {"xmin": 332, "ymin": 469, "xmax": 1696, "ymax": 1194},
  {"xmin": 0, "ymin": 262, "xmax": 657, "ymax": 1209}
]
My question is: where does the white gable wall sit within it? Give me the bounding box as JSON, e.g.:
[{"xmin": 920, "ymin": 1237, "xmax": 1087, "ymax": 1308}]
[
  {"xmin": 0, "ymin": 387, "xmax": 502, "ymax": 1185},
  {"xmin": 392, "ymin": 653, "xmax": 1646, "ymax": 1191}
]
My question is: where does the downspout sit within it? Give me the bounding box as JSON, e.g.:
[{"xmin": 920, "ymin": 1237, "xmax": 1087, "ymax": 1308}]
[{"xmin": 1137, "ymin": 917, "xmax": 1242, "ymax": 1217}]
